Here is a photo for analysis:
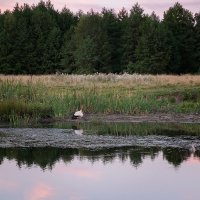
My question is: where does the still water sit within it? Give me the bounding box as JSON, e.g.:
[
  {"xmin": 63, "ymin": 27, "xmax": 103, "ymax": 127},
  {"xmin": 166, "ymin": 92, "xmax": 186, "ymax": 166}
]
[
  {"xmin": 0, "ymin": 147, "xmax": 200, "ymax": 200},
  {"xmin": 0, "ymin": 122, "xmax": 200, "ymax": 200}
]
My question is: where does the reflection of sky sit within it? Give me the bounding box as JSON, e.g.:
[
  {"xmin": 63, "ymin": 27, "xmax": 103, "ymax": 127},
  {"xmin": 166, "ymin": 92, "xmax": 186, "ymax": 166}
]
[
  {"xmin": 0, "ymin": 153, "xmax": 200, "ymax": 200},
  {"xmin": 0, "ymin": 0, "xmax": 200, "ymax": 18}
]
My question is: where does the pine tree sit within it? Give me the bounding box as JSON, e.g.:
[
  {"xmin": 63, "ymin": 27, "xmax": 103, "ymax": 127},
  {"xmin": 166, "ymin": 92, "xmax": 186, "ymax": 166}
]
[
  {"xmin": 121, "ymin": 3, "xmax": 146, "ymax": 70},
  {"xmin": 101, "ymin": 8, "xmax": 121, "ymax": 72},
  {"xmin": 127, "ymin": 14, "xmax": 171, "ymax": 74},
  {"xmin": 0, "ymin": 10, "xmax": 17, "ymax": 73},
  {"xmin": 163, "ymin": 2, "xmax": 196, "ymax": 73},
  {"xmin": 194, "ymin": 13, "xmax": 200, "ymax": 72}
]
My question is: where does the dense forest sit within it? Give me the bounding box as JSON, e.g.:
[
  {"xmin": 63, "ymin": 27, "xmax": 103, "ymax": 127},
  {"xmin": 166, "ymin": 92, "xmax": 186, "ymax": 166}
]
[{"xmin": 0, "ymin": 1, "xmax": 200, "ymax": 74}]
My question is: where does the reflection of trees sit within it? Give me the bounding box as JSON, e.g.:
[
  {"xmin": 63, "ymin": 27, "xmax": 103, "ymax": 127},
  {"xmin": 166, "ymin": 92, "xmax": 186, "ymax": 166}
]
[
  {"xmin": 0, "ymin": 157, "xmax": 3, "ymax": 165},
  {"xmin": 195, "ymin": 150, "xmax": 200, "ymax": 158},
  {"xmin": 79, "ymin": 149, "xmax": 117, "ymax": 164},
  {"xmin": 128, "ymin": 147, "xmax": 160, "ymax": 167},
  {"xmin": 162, "ymin": 148, "xmax": 190, "ymax": 167},
  {"xmin": 0, "ymin": 147, "xmax": 199, "ymax": 169},
  {"xmin": 0, "ymin": 148, "xmax": 78, "ymax": 170}
]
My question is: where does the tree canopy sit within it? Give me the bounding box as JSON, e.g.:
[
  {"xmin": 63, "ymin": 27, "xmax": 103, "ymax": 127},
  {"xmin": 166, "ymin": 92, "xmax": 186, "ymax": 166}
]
[{"xmin": 0, "ymin": 1, "xmax": 199, "ymax": 74}]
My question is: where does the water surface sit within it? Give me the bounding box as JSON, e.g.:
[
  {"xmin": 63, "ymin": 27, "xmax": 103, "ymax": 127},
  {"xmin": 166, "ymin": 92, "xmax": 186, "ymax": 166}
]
[
  {"xmin": 0, "ymin": 122, "xmax": 200, "ymax": 200},
  {"xmin": 0, "ymin": 147, "xmax": 200, "ymax": 200}
]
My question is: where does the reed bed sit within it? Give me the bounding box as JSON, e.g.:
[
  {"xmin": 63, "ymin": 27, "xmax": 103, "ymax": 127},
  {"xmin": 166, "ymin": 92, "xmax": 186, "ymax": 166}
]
[{"xmin": 0, "ymin": 74, "xmax": 200, "ymax": 123}]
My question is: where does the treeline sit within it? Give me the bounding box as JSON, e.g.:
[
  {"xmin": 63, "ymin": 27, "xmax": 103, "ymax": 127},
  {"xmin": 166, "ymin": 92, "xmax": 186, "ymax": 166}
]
[{"xmin": 0, "ymin": 1, "xmax": 200, "ymax": 74}]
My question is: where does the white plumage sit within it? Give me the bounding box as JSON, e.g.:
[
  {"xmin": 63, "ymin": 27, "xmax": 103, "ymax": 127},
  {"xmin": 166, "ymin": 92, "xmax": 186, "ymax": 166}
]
[{"xmin": 72, "ymin": 109, "xmax": 83, "ymax": 119}]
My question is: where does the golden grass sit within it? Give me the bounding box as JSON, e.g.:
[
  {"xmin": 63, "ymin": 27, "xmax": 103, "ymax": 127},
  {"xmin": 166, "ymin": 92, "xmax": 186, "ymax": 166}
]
[{"xmin": 0, "ymin": 73, "xmax": 199, "ymax": 88}]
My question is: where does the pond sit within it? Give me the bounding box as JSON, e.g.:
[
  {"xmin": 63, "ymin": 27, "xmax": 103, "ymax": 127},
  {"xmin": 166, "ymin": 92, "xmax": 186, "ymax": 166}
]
[{"xmin": 0, "ymin": 122, "xmax": 200, "ymax": 200}]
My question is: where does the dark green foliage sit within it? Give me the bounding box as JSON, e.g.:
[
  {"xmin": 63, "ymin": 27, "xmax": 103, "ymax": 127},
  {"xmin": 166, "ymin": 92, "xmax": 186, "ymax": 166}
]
[
  {"xmin": 194, "ymin": 13, "xmax": 200, "ymax": 72},
  {"xmin": 120, "ymin": 3, "xmax": 146, "ymax": 70},
  {"xmin": 101, "ymin": 8, "xmax": 121, "ymax": 73},
  {"xmin": 0, "ymin": 1, "xmax": 199, "ymax": 74},
  {"xmin": 163, "ymin": 2, "xmax": 197, "ymax": 74},
  {"xmin": 62, "ymin": 12, "xmax": 102, "ymax": 73},
  {"xmin": 127, "ymin": 14, "xmax": 171, "ymax": 74},
  {"xmin": 0, "ymin": 1, "xmax": 76, "ymax": 74}
]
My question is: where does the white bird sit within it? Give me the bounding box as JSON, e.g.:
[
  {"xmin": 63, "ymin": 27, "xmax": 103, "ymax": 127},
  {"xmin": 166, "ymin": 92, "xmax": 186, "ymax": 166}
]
[{"xmin": 72, "ymin": 107, "xmax": 83, "ymax": 119}]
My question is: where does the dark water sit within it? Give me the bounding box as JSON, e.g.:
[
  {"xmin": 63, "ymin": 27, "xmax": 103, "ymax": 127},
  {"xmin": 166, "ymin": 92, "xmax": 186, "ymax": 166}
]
[{"xmin": 0, "ymin": 122, "xmax": 200, "ymax": 200}]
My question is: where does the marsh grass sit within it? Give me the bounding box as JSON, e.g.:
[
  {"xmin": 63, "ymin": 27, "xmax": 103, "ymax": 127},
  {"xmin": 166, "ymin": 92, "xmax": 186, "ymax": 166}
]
[
  {"xmin": 0, "ymin": 100, "xmax": 54, "ymax": 121},
  {"xmin": 0, "ymin": 74, "xmax": 200, "ymax": 123}
]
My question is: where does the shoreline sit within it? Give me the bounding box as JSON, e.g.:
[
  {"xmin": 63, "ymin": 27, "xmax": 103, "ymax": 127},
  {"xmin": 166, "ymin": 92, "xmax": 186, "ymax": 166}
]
[{"xmin": 39, "ymin": 113, "xmax": 200, "ymax": 124}]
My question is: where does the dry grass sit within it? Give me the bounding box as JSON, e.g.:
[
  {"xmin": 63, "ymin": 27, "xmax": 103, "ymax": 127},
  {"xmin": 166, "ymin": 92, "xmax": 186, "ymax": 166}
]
[{"xmin": 0, "ymin": 73, "xmax": 199, "ymax": 88}]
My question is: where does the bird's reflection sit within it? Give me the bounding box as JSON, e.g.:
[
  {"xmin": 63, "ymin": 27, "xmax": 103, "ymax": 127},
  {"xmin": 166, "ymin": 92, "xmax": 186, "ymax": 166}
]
[
  {"xmin": 72, "ymin": 124, "xmax": 84, "ymax": 136},
  {"xmin": 190, "ymin": 144, "xmax": 196, "ymax": 154}
]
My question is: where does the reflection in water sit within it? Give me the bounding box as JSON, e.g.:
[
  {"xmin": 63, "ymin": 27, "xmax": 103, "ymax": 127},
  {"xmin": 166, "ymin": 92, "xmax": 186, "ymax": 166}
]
[
  {"xmin": 0, "ymin": 147, "xmax": 199, "ymax": 170},
  {"xmin": 189, "ymin": 144, "xmax": 196, "ymax": 153},
  {"xmin": 72, "ymin": 125, "xmax": 84, "ymax": 136},
  {"xmin": 4, "ymin": 122, "xmax": 200, "ymax": 136},
  {"xmin": 58, "ymin": 122, "xmax": 200, "ymax": 136},
  {"xmin": 0, "ymin": 122, "xmax": 200, "ymax": 200}
]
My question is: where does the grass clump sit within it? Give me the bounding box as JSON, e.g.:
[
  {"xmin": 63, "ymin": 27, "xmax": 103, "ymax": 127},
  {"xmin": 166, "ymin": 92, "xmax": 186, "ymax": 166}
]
[{"xmin": 0, "ymin": 100, "xmax": 54, "ymax": 122}]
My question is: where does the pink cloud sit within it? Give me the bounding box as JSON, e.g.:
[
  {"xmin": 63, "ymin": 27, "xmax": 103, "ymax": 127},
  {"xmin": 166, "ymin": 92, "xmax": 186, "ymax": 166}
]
[{"xmin": 25, "ymin": 183, "xmax": 54, "ymax": 200}]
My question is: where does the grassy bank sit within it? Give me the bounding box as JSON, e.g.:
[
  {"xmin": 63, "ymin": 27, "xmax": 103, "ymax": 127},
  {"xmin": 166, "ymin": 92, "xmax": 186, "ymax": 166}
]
[{"xmin": 0, "ymin": 74, "xmax": 200, "ymax": 123}]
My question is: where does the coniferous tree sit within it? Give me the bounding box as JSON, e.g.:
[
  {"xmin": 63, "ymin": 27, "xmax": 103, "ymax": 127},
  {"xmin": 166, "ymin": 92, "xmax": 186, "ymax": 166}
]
[
  {"xmin": 0, "ymin": 1, "xmax": 199, "ymax": 74},
  {"xmin": 0, "ymin": 10, "xmax": 17, "ymax": 73},
  {"xmin": 128, "ymin": 13, "xmax": 171, "ymax": 74},
  {"xmin": 163, "ymin": 2, "xmax": 196, "ymax": 73},
  {"xmin": 60, "ymin": 27, "xmax": 76, "ymax": 73},
  {"xmin": 194, "ymin": 13, "xmax": 200, "ymax": 72},
  {"xmin": 101, "ymin": 8, "xmax": 121, "ymax": 72},
  {"xmin": 121, "ymin": 3, "xmax": 146, "ymax": 71}
]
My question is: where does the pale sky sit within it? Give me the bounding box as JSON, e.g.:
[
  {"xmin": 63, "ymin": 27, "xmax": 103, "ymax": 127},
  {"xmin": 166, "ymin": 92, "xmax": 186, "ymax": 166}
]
[{"xmin": 0, "ymin": 0, "xmax": 200, "ymax": 18}]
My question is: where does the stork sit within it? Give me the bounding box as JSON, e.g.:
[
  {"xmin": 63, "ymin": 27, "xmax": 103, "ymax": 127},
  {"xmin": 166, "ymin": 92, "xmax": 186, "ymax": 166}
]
[{"xmin": 72, "ymin": 106, "xmax": 83, "ymax": 119}]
